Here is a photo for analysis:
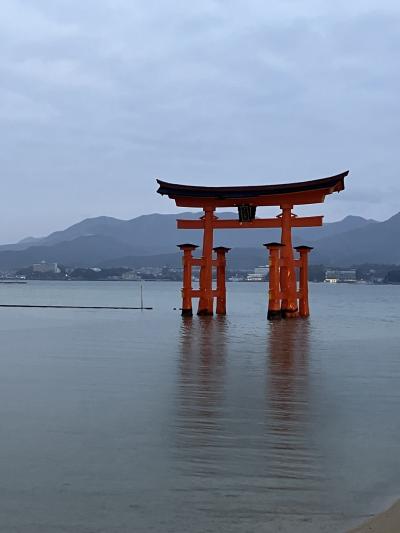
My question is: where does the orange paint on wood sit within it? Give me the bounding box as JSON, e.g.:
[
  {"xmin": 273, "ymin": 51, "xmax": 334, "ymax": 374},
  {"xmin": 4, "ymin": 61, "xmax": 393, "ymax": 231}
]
[
  {"xmin": 197, "ymin": 206, "xmax": 215, "ymax": 316},
  {"xmin": 265, "ymin": 243, "xmax": 284, "ymax": 320},
  {"xmin": 280, "ymin": 206, "xmax": 299, "ymax": 318},
  {"xmin": 174, "ymin": 191, "xmax": 328, "ymax": 208},
  {"xmin": 177, "ymin": 215, "xmax": 323, "ymax": 230},
  {"xmin": 177, "ymin": 244, "xmax": 198, "ymax": 316},
  {"xmin": 213, "ymin": 247, "xmax": 230, "ymax": 315},
  {"xmin": 295, "ymin": 246, "xmax": 313, "ymax": 317}
]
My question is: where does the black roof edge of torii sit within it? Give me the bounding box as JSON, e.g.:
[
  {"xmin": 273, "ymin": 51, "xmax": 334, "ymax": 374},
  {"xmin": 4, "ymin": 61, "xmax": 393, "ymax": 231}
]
[{"xmin": 156, "ymin": 171, "xmax": 349, "ymax": 199}]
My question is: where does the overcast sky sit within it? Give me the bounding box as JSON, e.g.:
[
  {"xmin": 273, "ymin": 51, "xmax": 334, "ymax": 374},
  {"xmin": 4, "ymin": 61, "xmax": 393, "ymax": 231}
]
[{"xmin": 1, "ymin": 0, "xmax": 399, "ymax": 243}]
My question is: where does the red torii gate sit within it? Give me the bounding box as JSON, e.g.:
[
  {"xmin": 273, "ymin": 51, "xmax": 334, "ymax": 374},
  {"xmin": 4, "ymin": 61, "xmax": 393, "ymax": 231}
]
[{"xmin": 157, "ymin": 171, "xmax": 348, "ymax": 319}]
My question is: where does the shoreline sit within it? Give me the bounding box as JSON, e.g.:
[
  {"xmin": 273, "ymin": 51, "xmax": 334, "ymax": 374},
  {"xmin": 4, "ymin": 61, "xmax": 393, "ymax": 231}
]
[{"xmin": 349, "ymin": 498, "xmax": 400, "ymax": 532}]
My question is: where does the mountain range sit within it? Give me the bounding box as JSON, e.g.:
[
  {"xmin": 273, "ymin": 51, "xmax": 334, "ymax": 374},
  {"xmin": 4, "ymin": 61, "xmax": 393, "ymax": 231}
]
[{"xmin": 1, "ymin": 210, "xmax": 399, "ymax": 271}]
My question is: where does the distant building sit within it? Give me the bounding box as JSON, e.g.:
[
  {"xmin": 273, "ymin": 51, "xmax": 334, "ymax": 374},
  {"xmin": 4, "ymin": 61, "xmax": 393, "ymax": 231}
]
[
  {"xmin": 324, "ymin": 269, "xmax": 357, "ymax": 283},
  {"xmin": 138, "ymin": 267, "xmax": 162, "ymax": 275},
  {"xmin": 32, "ymin": 261, "xmax": 60, "ymax": 274},
  {"xmin": 228, "ymin": 275, "xmax": 243, "ymax": 282},
  {"xmin": 246, "ymin": 265, "xmax": 269, "ymax": 282},
  {"xmin": 122, "ymin": 271, "xmax": 141, "ymax": 281}
]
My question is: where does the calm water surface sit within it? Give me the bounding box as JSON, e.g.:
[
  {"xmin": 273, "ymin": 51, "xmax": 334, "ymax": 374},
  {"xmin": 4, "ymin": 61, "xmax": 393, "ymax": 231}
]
[{"xmin": 0, "ymin": 281, "xmax": 399, "ymax": 532}]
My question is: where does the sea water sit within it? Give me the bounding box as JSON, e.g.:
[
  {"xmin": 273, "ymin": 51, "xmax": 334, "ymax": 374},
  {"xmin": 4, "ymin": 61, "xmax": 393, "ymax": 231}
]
[{"xmin": 0, "ymin": 281, "xmax": 399, "ymax": 532}]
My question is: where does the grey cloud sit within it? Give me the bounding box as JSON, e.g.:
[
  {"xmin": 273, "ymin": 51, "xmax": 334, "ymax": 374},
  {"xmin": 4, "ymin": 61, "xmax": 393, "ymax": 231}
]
[{"xmin": 1, "ymin": 0, "xmax": 399, "ymax": 242}]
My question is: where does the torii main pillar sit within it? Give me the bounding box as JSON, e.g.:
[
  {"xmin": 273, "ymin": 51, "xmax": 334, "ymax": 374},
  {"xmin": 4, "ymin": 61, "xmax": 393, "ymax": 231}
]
[
  {"xmin": 198, "ymin": 206, "xmax": 215, "ymax": 315},
  {"xmin": 157, "ymin": 171, "xmax": 348, "ymax": 318},
  {"xmin": 279, "ymin": 205, "xmax": 298, "ymax": 317}
]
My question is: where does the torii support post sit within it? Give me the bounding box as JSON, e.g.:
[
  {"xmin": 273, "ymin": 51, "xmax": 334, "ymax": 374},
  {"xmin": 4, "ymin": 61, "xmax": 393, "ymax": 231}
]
[
  {"xmin": 213, "ymin": 246, "xmax": 230, "ymax": 315},
  {"xmin": 295, "ymin": 245, "xmax": 313, "ymax": 318},
  {"xmin": 198, "ymin": 206, "xmax": 215, "ymax": 316},
  {"xmin": 177, "ymin": 244, "xmax": 198, "ymax": 316},
  {"xmin": 264, "ymin": 243, "xmax": 284, "ymax": 320}
]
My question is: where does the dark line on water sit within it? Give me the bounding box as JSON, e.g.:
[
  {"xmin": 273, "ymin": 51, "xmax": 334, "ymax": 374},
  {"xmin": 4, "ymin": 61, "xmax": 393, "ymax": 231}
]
[{"xmin": 0, "ymin": 304, "xmax": 153, "ymax": 310}]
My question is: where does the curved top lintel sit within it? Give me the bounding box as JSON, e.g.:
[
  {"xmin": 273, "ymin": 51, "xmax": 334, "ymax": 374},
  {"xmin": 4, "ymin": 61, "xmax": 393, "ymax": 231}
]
[{"xmin": 156, "ymin": 171, "xmax": 348, "ymax": 207}]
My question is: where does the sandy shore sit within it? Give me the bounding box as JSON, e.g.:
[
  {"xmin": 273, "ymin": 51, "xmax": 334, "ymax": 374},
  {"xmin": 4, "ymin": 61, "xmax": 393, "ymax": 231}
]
[{"xmin": 349, "ymin": 499, "xmax": 400, "ymax": 532}]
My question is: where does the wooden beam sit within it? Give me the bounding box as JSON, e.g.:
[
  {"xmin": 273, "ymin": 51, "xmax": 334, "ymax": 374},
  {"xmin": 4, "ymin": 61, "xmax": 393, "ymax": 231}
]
[
  {"xmin": 190, "ymin": 289, "xmax": 219, "ymax": 298},
  {"xmin": 292, "ymin": 215, "xmax": 323, "ymax": 227},
  {"xmin": 177, "ymin": 216, "xmax": 323, "ymax": 230},
  {"xmin": 174, "ymin": 190, "xmax": 328, "ymax": 208}
]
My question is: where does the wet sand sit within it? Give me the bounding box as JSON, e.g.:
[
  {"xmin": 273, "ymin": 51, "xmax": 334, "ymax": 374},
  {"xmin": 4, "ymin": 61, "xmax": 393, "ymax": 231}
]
[{"xmin": 350, "ymin": 499, "xmax": 400, "ymax": 532}]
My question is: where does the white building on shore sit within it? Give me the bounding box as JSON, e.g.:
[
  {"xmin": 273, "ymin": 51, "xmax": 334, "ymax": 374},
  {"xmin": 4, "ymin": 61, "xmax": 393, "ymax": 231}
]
[
  {"xmin": 324, "ymin": 269, "xmax": 357, "ymax": 283},
  {"xmin": 246, "ymin": 265, "xmax": 269, "ymax": 282},
  {"xmin": 32, "ymin": 261, "xmax": 60, "ymax": 274}
]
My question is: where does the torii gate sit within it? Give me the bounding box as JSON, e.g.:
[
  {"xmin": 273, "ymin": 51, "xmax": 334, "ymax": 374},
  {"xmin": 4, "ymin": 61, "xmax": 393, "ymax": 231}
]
[{"xmin": 157, "ymin": 171, "xmax": 348, "ymax": 319}]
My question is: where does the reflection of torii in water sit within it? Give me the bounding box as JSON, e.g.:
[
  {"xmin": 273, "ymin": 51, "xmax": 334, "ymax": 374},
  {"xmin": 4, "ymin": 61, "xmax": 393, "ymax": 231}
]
[
  {"xmin": 157, "ymin": 171, "xmax": 348, "ymax": 319},
  {"xmin": 176, "ymin": 317, "xmax": 228, "ymax": 463},
  {"xmin": 265, "ymin": 319, "xmax": 322, "ymax": 490}
]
